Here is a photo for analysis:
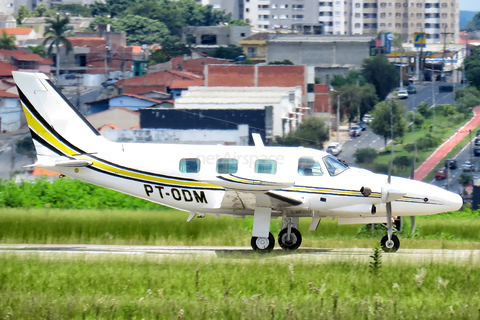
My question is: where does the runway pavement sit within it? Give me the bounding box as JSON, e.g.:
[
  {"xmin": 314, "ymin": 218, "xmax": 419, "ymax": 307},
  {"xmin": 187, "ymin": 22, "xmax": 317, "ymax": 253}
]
[{"xmin": 0, "ymin": 244, "xmax": 478, "ymax": 265}]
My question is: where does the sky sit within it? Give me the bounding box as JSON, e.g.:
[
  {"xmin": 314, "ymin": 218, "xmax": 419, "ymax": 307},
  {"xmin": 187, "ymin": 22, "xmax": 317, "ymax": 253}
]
[{"xmin": 461, "ymin": 0, "xmax": 480, "ymax": 11}]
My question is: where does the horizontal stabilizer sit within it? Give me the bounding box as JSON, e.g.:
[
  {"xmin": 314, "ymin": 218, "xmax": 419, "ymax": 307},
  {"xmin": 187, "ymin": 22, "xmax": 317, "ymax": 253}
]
[{"xmin": 24, "ymin": 159, "xmax": 92, "ymax": 168}]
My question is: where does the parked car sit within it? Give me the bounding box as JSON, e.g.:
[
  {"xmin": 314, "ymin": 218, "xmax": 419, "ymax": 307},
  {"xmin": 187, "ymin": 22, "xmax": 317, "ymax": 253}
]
[
  {"xmin": 65, "ymin": 73, "xmax": 76, "ymax": 80},
  {"xmin": 434, "ymin": 168, "xmax": 446, "ymax": 180},
  {"xmin": 350, "ymin": 126, "xmax": 361, "ymax": 137},
  {"xmin": 462, "ymin": 160, "xmax": 475, "ymax": 172},
  {"xmin": 326, "ymin": 142, "xmax": 342, "ymax": 156},
  {"xmin": 102, "ymin": 79, "xmax": 118, "ymax": 87},
  {"xmin": 474, "ymin": 147, "xmax": 480, "ymax": 156},
  {"xmin": 397, "ymin": 89, "xmax": 408, "ymax": 99},
  {"xmin": 445, "ymin": 159, "xmax": 457, "ymax": 170},
  {"xmin": 362, "ymin": 114, "xmax": 373, "ymax": 123},
  {"xmin": 406, "ymin": 85, "xmax": 416, "ymax": 94},
  {"xmin": 476, "ymin": 129, "xmax": 480, "ymax": 136},
  {"xmin": 356, "ymin": 121, "xmax": 368, "ymax": 131},
  {"xmin": 475, "ymin": 138, "xmax": 480, "ymax": 146}
]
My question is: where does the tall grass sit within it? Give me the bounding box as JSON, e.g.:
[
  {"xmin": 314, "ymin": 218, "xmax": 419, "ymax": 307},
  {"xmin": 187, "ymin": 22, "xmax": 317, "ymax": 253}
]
[
  {"xmin": 0, "ymin": 208, "xmax": 479, "ymax": 248},
  {"xmin": 0, "ymin": 254, "xmax": 478, "ymax": 319}
]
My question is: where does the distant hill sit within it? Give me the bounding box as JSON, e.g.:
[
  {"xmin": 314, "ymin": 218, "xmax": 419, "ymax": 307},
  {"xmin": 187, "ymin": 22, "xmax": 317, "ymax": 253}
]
[{"xmin": 461, "ymin": 10, "xmax": 478, "ymax": 29}]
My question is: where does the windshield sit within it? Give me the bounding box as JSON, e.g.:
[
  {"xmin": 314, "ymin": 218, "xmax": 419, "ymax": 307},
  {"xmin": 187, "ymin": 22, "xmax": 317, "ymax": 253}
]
[{"xmin": 323, "ymin": 155, "xmax": 348, "ymax": 176}]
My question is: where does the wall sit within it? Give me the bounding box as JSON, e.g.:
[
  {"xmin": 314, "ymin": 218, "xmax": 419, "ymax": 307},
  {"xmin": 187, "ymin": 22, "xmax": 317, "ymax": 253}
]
[
  {"xmin": 0, "ymin": 97, "xmax": 21, "ymax": 132},
  {"xmin": 103, "ymin": 125, "xmax": 249, "ymax": 145},
  {"xmin": 86, "ymin": 107, "xmax": 139, "ymax": 129},
  {"xmin": 315, "ymin": 67, "xmax": 350, "ymax": 85}
]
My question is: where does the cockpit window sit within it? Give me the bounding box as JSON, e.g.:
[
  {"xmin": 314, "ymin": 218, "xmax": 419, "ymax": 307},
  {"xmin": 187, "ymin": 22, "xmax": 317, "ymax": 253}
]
[
  {"xmin": 298, "ymin": 157, "xmax": 323, "ymax": 176},
  {"xmin": 323, "ymin": 155, "xmax": 348, "ymax": 176}
]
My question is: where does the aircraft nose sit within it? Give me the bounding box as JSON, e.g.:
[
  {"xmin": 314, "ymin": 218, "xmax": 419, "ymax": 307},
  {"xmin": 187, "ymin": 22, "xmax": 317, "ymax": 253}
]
[{"xmin": 441, "ymin": 190, "xmax": 463, "ymax": 212}]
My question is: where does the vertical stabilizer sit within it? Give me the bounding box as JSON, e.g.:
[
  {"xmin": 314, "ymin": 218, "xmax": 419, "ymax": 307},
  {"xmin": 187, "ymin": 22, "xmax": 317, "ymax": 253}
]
[{"xmin": 13, "ymin": 72, "xmax": 103, "ymax": 156}]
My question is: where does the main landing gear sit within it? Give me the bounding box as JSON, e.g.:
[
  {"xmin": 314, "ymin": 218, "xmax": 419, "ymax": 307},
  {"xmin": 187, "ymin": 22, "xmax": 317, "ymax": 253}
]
[{"xmin": 250, "ymin": 217, "xmax": 303, "ymax": 253}]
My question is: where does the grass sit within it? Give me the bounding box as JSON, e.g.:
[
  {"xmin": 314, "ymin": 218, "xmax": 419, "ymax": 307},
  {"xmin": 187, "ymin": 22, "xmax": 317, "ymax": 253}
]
[
  {"xmin": 0, "ymin": 254, "xmax": 479, "ymax": 319},
  {"xmin": 0, "ymin": 208, "xmax": 479, "ymax": 249}
]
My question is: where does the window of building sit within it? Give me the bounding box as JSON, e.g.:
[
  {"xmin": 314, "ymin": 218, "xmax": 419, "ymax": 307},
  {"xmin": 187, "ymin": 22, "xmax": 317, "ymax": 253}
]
[
  {"xmin": 279, "ymin": 14, "xmax": 288, "ymax": 19},
  {"xmin": 298, "ymin": 157, "xmax": 323, "ymax": 176},
  {"xmin": 395, "ymin": 2, "xmax": 400, "ymax": 8},
  {"xmin": 335, "ymin": 11, "xmax": 340, "ymax": 16},
  {"xmin": 292, "ymin": 4, "xmax": 304, "ymax": 10},
  {"xmin": 410, "ymin": 2, "xmax": 414, "ymax": 6},
  {"xmin": 380, "ymin": 23, "xmax": 386, "ymax": 28},
  {"xmin": 416, "ymin": 13, "xmax": 422, "ymax": 18},
  {"xmin": 355, "ymin": 3, "xmax": 360, "ymax": 8},
  {"xmin": 396, "ymin": 13, "xmax": 401, "ymax": 18},
  {"xmin": 416, "ymin": 23, "xmax": 422, "ymax": 28},
  {"xmin": 201, "ymin": 34, "xmax": 217, "ymax": 45},
  {"xmin": 75, "ymin": 54, "xmax": 87, "ymax": 67},
  {"xmin": 388, "ymin": 23, "xmax": 392, "ymax": 27},
  {"xmin": 258, "ymin": 4, "xmax": 269, "ymax": 9},
  {"xmin": 403, "ymin": 2, "xmax": 407, "ymax": 7},
  {"xmin": 272, "ymin": 14, "xmax": 278, "ymax": 18},
  {"xmin": 380, "ymin": 13, "xmax": 386, "ymax": 18},
  {"xmin": 403, "ymin": 22, "xmax": 408, "ymax": 27},
  {"xmin": 293, "ymin": 14, "xmax": 304, "ymax": 20},
  {"xmin": 255, "ymin": 160, "xmax": 277, "ymax": 174},
  {"xmin": 417, "ymin": 2, "xmax": 422, "ymax": 7},
  {"xmin": 395, "ymin": 23, "xmax": 401, "ymax": 28},
  {"xmin": 355, "ymin": 23, "xmax": 360, "ymax": 28},
  {"xmin": 335, "ymin": 0, "xmax": 340, "ymax": 5},
  {"xmin": 355, "ymin": 13, "xmax": 360, "ymax": 17},
  {"xmin": 335, "ymin": 21, "xmax": 341, "ymax": 26},
  {"xmin": 271, "ymin": 3, "xmax": 277, "ymax": 8},
  {"xmin": 403, "ymin": 13, "xmax": 407, "ymax": 18},
  {"xmin": 442, "ymin": 23, "xmax": 447, "ymax": 28},
  {"xmin": 442, "ymin": 13, "xmax": 447, "ymax": 18},
  {"xmin": 280, "ymin": 4, "xmax": 288, "ymax": 8},
  {"xmin": 216, "ymin": 158, "xmax": 238, "ymax": 174},
  {"xmin": 389, "ymin": 12, "xmax": 392, "ymax": 16},
  {"xmin": 441, "ymin": 2, "xmax": 447, "ymax": 7},
  {"xmin": 180, "ymin": 158, "xmax": 200, "ymax": 173},
  {"xmin": 245, "ymin": 8, "xmax": 249, "ymax": 12},
  {"xmin": 380, "ymin": 2, "xmax": 386, "ymax": 7},
  {"xmin": 434, "ymin": 34, "xmax": 440, "ymax": 39}
]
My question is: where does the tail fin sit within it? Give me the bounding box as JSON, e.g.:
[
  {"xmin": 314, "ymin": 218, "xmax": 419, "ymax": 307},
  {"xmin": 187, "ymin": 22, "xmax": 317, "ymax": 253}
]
[{"xmin": 13, "ymin": 72, "xmax": 103, "ymax": 158}]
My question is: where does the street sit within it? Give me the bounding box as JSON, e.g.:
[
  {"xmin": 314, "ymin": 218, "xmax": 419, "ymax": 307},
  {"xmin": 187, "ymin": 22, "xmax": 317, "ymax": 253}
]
[{"xmin": 400, "ymin": 81, "xmax": 462, "ymax": 111}]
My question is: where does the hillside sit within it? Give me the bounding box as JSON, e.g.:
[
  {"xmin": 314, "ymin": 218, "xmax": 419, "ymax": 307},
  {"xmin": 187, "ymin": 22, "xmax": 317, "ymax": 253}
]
[{"xmin": 461, "ymin": 10, "xmax": 478, "ymax": 29}]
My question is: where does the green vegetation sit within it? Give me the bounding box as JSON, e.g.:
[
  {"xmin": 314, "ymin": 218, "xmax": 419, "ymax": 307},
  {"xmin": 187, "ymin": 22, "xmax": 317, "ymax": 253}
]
[
  {"xmin": 361, "ymin": 55, "xmax": 399, "ymax": 101},
  {"xmin": 370, "ymin": 99, "xmax": 406, "ymax": 147},
  {"xmin": 43, "ymin": 15, "xmax": 73, "ymax": 84},
  {"xmin": 0, "ymin": 30, "xmax": 17, "ymax": 50},
  {"xmin": 275, "ymin": 117, "xmax": 329, "ymax": 150},
  {"xmin": 0, "ymin": 253, "xmax": 479, "ymax": 319},
  {"xmin": 0, "ymin": 208, "xmax": 479, "ymax": 248}
]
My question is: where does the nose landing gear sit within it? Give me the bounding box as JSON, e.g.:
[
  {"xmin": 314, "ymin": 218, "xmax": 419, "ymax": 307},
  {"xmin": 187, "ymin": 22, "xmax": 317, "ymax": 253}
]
[{"xmin": 380, "ymin": 234, "xmax": 400, "ymax": 252}]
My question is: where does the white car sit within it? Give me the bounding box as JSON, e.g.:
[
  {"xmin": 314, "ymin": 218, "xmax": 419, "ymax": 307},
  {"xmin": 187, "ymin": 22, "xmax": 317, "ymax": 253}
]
[
  {"xmin": 362, "ymin": 114, "xmax": 373, "ymax": 123},
  {"xmin": 350, "ymin": 126, "xmax": 361, "ymax": 137},
  {"xmin": 397, "ymin": 89, "xmax": 408, "ymax": 99},
  {"xmin": 326, "ymin": 142, "xmax": 342, "ymax": 156}
]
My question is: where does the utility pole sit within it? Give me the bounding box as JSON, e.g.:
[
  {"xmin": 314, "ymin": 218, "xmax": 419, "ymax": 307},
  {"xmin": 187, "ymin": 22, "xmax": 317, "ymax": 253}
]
[
  {"xmin": 432, "ymin": 73, "xmax": 436, "ymax": 131},
  {"xmin": 441, "ymin": 25, "xmax": 454, "ymax": 80},
  {"xmin": 337, "ymin": 94, "xmax": 340, "ymax": 143},
  {"xmin": 121, "ymin": 46, "xmax": 126, "ymax": 95}
]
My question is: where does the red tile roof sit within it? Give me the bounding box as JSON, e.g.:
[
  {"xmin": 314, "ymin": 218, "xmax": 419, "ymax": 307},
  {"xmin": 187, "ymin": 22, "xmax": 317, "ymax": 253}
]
[
  {"xmin": 85, "ymin": 94, "xmax": 161, "ymax": 105},
  {"xmin": 0, "ymin": 89, "xmax": 18, "ymax": 98},
  {"xmin": 0, "ymin": 61, "xmax": 18, "ymax": 77},
  {"xmin": 0, "ymin": 28, "xmax": 34, "ymax": 35},
  {"xmin": 168, "ymin": 69, "xmax": 204, "ymax": 80},
  {"xmin": 0, "ymin": 49, "xmax": 27, "ymax": 57},
  {"xmin": 170, "ymin": 79, "xmax": 205, "ymax": 89},
  {"xmin": 14, "ymin": 53, "xmax": 43, "ymax": 61},
  {"xmin": 39, "ymin": 58, "xmax": 54, "ymax": 65}
]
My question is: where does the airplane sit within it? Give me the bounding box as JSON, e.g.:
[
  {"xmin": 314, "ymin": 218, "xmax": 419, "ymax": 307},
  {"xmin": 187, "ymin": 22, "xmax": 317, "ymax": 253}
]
[{"xmin": 13, "ymin": 71, "xmax": 463, "ymax": 253}]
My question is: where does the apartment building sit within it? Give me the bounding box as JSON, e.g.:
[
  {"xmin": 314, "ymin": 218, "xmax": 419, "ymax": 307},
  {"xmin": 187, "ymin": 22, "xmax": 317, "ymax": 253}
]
[{"xmin": 242, "ymin": 0, "xmax": 458, "ymax": 43}]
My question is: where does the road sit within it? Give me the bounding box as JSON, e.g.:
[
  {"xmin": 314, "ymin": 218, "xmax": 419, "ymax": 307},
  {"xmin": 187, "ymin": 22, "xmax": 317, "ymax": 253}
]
[
  {"xmin": 400, "ymin": 81, "xmax": 462, "ymax": 111},
  {"xmin": 338, "ymin": 127, "xmax": 387, "ymax": 165},
  {"xmin": 0, "ymin": 244, "xmax": 478, "ymax": 264}
]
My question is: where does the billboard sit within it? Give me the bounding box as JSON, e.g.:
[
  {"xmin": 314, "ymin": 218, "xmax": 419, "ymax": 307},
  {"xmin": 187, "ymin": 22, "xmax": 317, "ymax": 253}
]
[{"xmin": 414, "ymin": 32, "xmax": 426, "ymax": 48}]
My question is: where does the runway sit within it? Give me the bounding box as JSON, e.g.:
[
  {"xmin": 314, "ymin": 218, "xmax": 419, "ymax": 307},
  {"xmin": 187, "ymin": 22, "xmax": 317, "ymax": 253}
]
[{"xmin": 0, "ymin": 244, "xmax": 478, "ymax": 264}]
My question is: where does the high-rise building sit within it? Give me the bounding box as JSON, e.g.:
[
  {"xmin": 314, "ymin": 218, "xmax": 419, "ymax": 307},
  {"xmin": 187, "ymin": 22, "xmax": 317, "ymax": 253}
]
[{"xmin": 241, "ymin": 0, "xmax": 459, "ymax": 44}]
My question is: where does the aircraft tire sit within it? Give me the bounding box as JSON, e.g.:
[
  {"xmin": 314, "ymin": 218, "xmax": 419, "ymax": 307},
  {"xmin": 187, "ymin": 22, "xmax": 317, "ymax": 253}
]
[
  {"xmin": 251, "ymin": 232, "xmax": 275, "ymax": 252},
  {"xmin": 278, "ymin": 228, "xmax": 302, "ymax": 251},
  {"xmin": 380, "ymin": 234, "xmax": 400, "ymax": 253}
]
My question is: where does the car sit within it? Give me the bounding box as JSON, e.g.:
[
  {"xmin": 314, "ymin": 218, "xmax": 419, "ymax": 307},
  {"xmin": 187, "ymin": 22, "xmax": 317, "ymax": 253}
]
[
  {"xmin": 102, "ymin": 79, "xmax": 118, "ymax": 87},
  {"xmin": 65, "ymin": 73, "xmax": 76, "ymax": 80},
  {"xmin": 397, "ymin": 89, "xmax": 408, "ymax": 99},
  {"xmin": 406, "ymin": 85, "xmax": 416, "ymax": 94},
  {"xmin": 475, "ymin": 138, "xmax": 480, "ymax": 146},
  {"xmin": 474, "ymin": 147, "xmax": 480, "ymax": 156},
  {"xmin": 326, "ymin": 142, "xmax": 342, "ymax": 156},
  {"xmin": 445, "ymin": 159, "xmax": 457, "ymax": 170},
  {"xmin": 476, "ymin": 129, "xmax": 480, "ymax": 136},
  {"xmin": 434, "ymin": 168, "xmax": 446, "ymax": 180},
  {"xmin": 350, "ymin": 126, "xmax": 361, "ymax": 137},
  {"xmin": 362, "ymin": 114, "xmax": 374, "ymax": 123},
  {"xmin": 356, "ymin": 121, "xmax": 368, "ymax": 131},
  {"xmin": 462, "ymin": 161, "xmax": 475, "ymax": 172}
]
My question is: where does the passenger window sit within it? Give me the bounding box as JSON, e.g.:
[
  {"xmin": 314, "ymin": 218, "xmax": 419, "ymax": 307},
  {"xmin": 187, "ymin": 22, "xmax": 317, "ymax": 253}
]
[
  {"xmin": 179, "ymin": 158, "xmax": 200, "ymax": 173},
  {"xmin": 255, "ymin": 159, "xmax": 277, "ymax": 174},
  {"xmin": 298, "ymin": 157, "xmax": 323, "ymax": 176},
  {"xmin": 217, "ymin": 158, "xmax": 238, "ymax": 174}
]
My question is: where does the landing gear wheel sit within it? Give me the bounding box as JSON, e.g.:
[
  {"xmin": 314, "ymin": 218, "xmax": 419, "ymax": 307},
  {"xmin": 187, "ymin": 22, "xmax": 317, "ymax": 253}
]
[
  {"xmin": 278, "ymin": 228, "xmax": 302, "ymax": 251},
  {"xmin": 380, "ymin": 234, "xmax": 400, "ymax": 253},
  {"xmin": 251, "ymin": 232, "xmax": 275, "ymax": 253}
]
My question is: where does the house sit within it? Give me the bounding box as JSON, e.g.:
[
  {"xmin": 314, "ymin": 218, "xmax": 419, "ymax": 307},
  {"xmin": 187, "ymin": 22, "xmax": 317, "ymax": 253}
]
[
  {"xmin": 8, "ymin": 52, "xmax": 53, "ymax": 74},
  {"xmin": 0, "ymin": 89, "xmax": 21, "ymax": 132},
  {"xmin": 169, "ymin": 79, "xmax": 205, "ymax": 99},
  {"xmin": 0, "ymin": 60, "xmax": 18, "ymax": 79},
  {"xmin": 0, "ymin": 14, "xmax": 16, "ymax": 28},
  {"xmin": 171, "ymin": 56, "xmax": 231, "ymax": 76},
  {"xmin": 0, "ymin": 28, "xmax": 38, "ymax": 46},
  {"xmin": 21, "ymin": 17, "xmax": 94, "ymax": 36},
  {"xmin": 119, "ymin": 70, "xmax": 204, "ymax": 95},
  {"xmin": 182, "ymin": 26, "xmax": 251, "ymax": 53},
  {"xmin": 238, "ymin": 33, "xmax": 274, "ymax": 62},
  {"xmin": 86, "ymin": 107, "xmax": 140, "ymax": 132},
  {"xmin": 85, "ymin": 94, "xmax": 163, "ymax": 114}
]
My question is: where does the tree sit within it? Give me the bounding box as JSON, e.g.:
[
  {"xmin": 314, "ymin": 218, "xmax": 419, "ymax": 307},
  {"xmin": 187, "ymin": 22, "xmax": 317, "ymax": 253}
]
[
  {"xmin": 354, "ymin": 148, "xmax": 378, "ymax": 164},
  {"xmin": 149, "ymin": 36, "xmax": 190, "ymax": 63},
  {"xmin": 0, "ymin": 30, "xmax": 17, "ymax": 50},
  {"xmin": 32, "ymin": 4, "xmax": 48, "ymax": 17},
  {"xmin": 210, "ymin": 45, "xmax": 243, "ymax": 60},
  {"xmin": 330, "ymin": 70, "xmax": 366, "ymax": 88},
  {"xmin": 43, "ymin": 15, "xmax": 73, "ymax": 84},
  {"xmin": 458, "ymin": 173, "xmax": 473, "ymax": 187},
  {"xmin": 112, "ymin": 15, "xmax": 170, "ymax": 45},
  {"xmin": 128, "ymin": 1, "xmax": 185, "ymax": 37},
  {"xmin": 86, "ymin": 16, "xmax": 113, "ymax": 32},
  {"xmin": 275, "ymin": 117, "xmax": 329, "ymax": 149},
  {"xmin": 15, "ymin": 5, "xmax": 31, "ymax": 25},
  {"xmin": 177, "ymin": 0, "xmax": 231, "ymax": 26},
  {"xmin": 361, "ymin": 55, "xmax": 399, "ymax": 101},
  {"xmin": 465, "ymin": 12, "xmax": 480, "ymax": 32},
  {"xmin": 370, "ymin": 100, "xmax": 406, "ymax": 147},
  {"xmin": 338, "ymin": 84, "xmax": 362, "ymax": 124},
  {"xmin": 91, "ymin": 1, "xmax": 109, "ymax": 16},
  {"xmin": 56, "ymin": 4, "xmax": 93, "ymax": 17},
  {"xmin": 106, "ymin": 0, "xmax": 138, "ymax": 18},
  {"xmin": 268, "ymin": 60, "xmax": 294, "ymax": 65},
  {"xmin": 28, "ymin": 44, "xmax": 46, "ymax": 57},
  {"xmin": 359, "ymin": 83, "xmax": 378, "ymax": 119},
  {"xmin": 228, "ymin": 19, "xmax": 250, "ymax": 26}
]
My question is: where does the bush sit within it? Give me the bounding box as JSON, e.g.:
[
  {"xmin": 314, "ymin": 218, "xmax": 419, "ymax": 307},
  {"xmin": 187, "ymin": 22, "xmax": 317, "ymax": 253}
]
[
  {"xmin": 443, "ymin": 105, "xmax": 456, "ymax": 117},
  {"xmin": 354, "ymin": 148, "xmax": 378, "ymax": 164},
  {"xmin": 416, "ymin": 133, "xmax": 441, "ymax": 151},
  {"xmin": 417, "ymin": 102, "xmax": 431, "ymax": 118},
  {"xmin": 403, "ymin": 143, "xmax": 416, "ymax": 153},
  {"xmin": 393, "ymin": 155, "xmax": 412, "ymax": 171},
  {"xmin": 452, "ymin": 113, "xmax": 465, "ymax": 124}
]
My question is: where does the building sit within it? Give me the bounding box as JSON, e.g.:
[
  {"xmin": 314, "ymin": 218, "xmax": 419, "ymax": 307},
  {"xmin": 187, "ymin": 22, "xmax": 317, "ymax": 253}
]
[
  {"xmin": 0, "ymin": 28, "xmax": 38, "ymax": 46},
  {"xmin": 21, "ymin": 17, "xmax": 94, "ymax": 36},
  {"xmin": 198, "ymin": 0, "xmax": 243, "ymax": 20},
  {"xmin": 182, "ymin": 26, "xmax": 251, "ymax": 50},
  {"xmin": 238, "ymin": 33, "xmax": 275, "ymax": 62},
  {"xmin": 85, "ymin": 94, "xmax": 163, "ymax": 114},
  {"xmin": 0, "ymin": 14, "xmax": 16, "ymax": 28},
  {"xmin": 243, "ymin": 0, "xmax": 459, "ymax": 44},
  {"xmin": 170, "ymin": 79, "xmax": 205, "ymax": 99},
  {"xmin": 85, "ymin": 107, "xmax": 140, "ymax": 131},
  {"xmin": 0, "ymin": 89, "xmax": 21, "ymax": 132}
]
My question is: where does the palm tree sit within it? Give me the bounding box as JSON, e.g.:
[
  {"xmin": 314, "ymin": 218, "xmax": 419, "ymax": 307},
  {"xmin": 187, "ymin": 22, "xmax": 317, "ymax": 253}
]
[
  {"xmin": 28, "ymin": 45, "xmax": 46, "ymax": 58},
  {"xmin": 43, "ymin": 15, "xmax": 73, "ymax": 84},
  {"xmin": 0, "ymin": 30, "xmax": 17, "ymax": 50}
]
